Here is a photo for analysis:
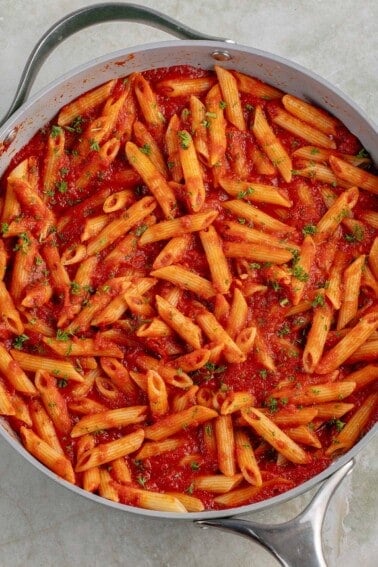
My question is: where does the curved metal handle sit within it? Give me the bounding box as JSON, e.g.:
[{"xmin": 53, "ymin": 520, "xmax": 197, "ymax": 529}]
[
  {"xmin": 197, "ymin": 459, "xmax": 354, "ymax": 567},
  {"xmin": 1, "ymin": 2, "xmax": 232, "ymax": 127}
]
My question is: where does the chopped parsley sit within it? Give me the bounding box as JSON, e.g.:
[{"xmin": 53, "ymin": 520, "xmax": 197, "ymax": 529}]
[
  {"xmin": 178, "ymin": 130, "xmax": 191, "ymax": 149},
  {"xmin": 12, "ymin": 334, "xmax": 29, "ymax": 350},
  {"xmin": 56, "ymin": 329, "xmax": 72, "ymax": 342},
  {"xmin": 277, "ymin": 323, "xmax": 290, "ymax": 337},
  {"xmin": 344, "ymin": 224, "xmax": 364, "ymax": 243},
  {"xmin": 311, "ymin": 293, "xmax": 325, "ymax": 308},
  {"xmin": 237, "ymin": 187, "xmax": 254, "ymax": 199},
  {"xmin": 65, "ymin": 116, "xmax": 84, "ymax": 134},
  {"xmin": 219, "ymin": 100, "xmax": 227, "ymax": 109},
  {"xmin": 0, "ymin": 223, "xmax": 9, "ymax": 235},
  {"xmin": 265, "ymin": 397, "xmax": 279, "ymax": 413},
  {"xmin": 13, "ymin": 232, "xmax": 31, "ymax": 254},
  {"xmin": 190, "ymin": 461, "xmax": 201, "ymax": 471},
  {"xmin": 50, "ymin": 125, "xmax": 62, "ymax": 138},
  {"xmin": 56, "ymin": 180, "xmax": 68, "ymax": 193},
  {"xmin": 135, "ymin": 224, "xmax": 148, "ymax": 237},
  {"xmin": 139, "ymin": 144, "xmax": 151, "ymax": 156},
  {"xmin": 89, "ymin": 139, "xmax": 100, "ymax": 151},
  {"xmin": 291, "ymin": 265, "xmax": 309, "ymax": 282},
  {"xmin": 302, "ymin": 224, "xmax": 317, "ymax": 236}
]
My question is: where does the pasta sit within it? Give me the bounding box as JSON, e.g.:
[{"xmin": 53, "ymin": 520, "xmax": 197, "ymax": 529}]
[{"xmin": 0, "ymin": 63, "xmax": 376, "ymax": 514}]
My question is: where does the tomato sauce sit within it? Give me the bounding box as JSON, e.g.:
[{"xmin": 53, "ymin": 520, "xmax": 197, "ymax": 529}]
[{"xmin": 0, "ymin": 64, "xmax": 377, "ymax": 512}]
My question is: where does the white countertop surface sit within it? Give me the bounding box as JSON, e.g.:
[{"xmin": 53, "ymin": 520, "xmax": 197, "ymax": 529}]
[{"xmin": 0, "ymin": 1, "xmax": 377, "ymax": 565}]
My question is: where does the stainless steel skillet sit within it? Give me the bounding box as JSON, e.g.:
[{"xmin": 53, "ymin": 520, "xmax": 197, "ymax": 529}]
[{"xmin": 0, "ymin": 4, "xmax": 376, "ymax": 566}]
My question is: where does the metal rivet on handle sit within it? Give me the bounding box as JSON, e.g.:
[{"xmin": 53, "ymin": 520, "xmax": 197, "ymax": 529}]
[{"xmin": 211, "ymin": 50, "xmax": 232, "ymax": 61}]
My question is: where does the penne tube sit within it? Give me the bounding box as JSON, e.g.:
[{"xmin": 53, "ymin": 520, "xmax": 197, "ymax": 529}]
[
  {"xmin": 241, "ymin": 407, "xmax": 311, "ymax": 464},
  {"xmin": 368, "ymin": 237, "xmax": 378, "ymax": 280},
  {"xmin": 284, "ymin": 425, "xmax": 321, "ymax": 449},
  {"xmin": 71, "ymin": 406, "xmax": 147, "ymax": 437},
  {"xmin": 75, "ymin": 429, "xmax": 145, "ymax": 472},
  {"xmin": 115, "ymin": 484, "xmax": 187, "ymax": 513},
  {"xmin": 0, "ymin": 378, "xmax": 16, "ymax": 415},
  {"xmin": 310, "ymin": 402, "xmax": 354, "ymax": 420},
  {"xmin": 0, "ymin": 280, "xmax": 24, "ymax": 334},
  {"xmin": 329, "ymin": 155, "xmax": 378, "ymax": 194},
  {"xmin": 282, "ymin": 94, "xmax": 338, "ymax": 135},
  {"xmin": 152, "ymin": 234, "xmax": 193, "ymax": 270},
  {"xmin": 0, "ymin": 344, "xmax": 37, "ymax": 395},
  {"xmin": 151, "ymin": 265, "xmax": 216, "ymax": 299},
  {"xmin": 234, "ymin": 71, "xmax": 283, "ymax": 99},
  {"xmin": 125, "ymin": 142, "xmax": 177, "ymax": 218},
  {"xmin": 219, "ymin": 177, "xmax": 292, "ymax": 208},
  {"xmin": 157, "ymin": 76, "xmax": 216, "ymax": 97},
  {"xmin": 11, "ymin": 349, "xmax": 84, "ymax": 383},
  {"xmin": 222, "ymin": 199, "xmax": 295, "ymax": 233},
  {"xmin": 20, "ymin": 426, "xmax": 75, "ymax": 484},
  {"xmin": 155, "ymin": 294, "xmax": 203, "ymax": 349},
  {"xmin": 135, "ymin": 438, "xmax": 183, "ymax": 460},
  {"xmin": 337, "ymin": 255, "xmax": 365, "ymax": 330},
  {"xmin": 342, "ymin": 364, "xmax": 378, "ymax": 391},
  {"xmin": 133, "ymin": 73, "xmax": 165, "ymax": 135},
  {"xmin": 178, "ymin": 129, "xmax": 205, "ymax": 212},
  {"xmin": 144, "ymin": 405, "xmax": 218, "ymax": 441},
  {"xmin": 86, "ymin": 195, "xmax": 157, "ymax": 256},
  {"xmin": 29, "ymin": 399, "xmax": 64, "ymax": 455},
  {"xmin": 57, "ymin": 80, "xmax": 116, "ymax": 126},
  {"xmin": 133, "ymin": 120, "xmax": 168, "ymax": 177},
  {"xmin": 195, "ymin": 306, "xmax": 246, "ymax": 364},
  {"xmin": 316, "ymin": 310, "xmax": 378, "ymax": 373},
  {"xmin": 234, "ymin": 428, "xmax": 262, "ymax": 486},
  {"xmin": 215, "ymin": 65, "xmax": 246, "ymax": 131},
  {"xmin": 199, "ymin": 225, "xmax": 232, "ymax": 294},
  {"xmin": 136, "ymin": 355, "xmax": 193, "ymax": 390},
  {"xmin": 167, "ymin": 492, "xmax": 205, "ymax": 513},
  {"xmin": 165, "ymin": 113, "xmax": 183, "ymax": 182},
  {"xmin": 223, "ymin": 241, "xmax": 293, "ymax": 265},
  {"xmin": 103, "ymin": 190, "xmax": 134, "ymax": 213},
  {"xmin": 194, "ymin": 474, "xmax": 243, "ymax": 494},
  {"xmin": 346, "ymin": 339, "xmax": 378, "ymax": 363},
  {"xmin": 272, "ymin": 381, "xmax": 356, "ymax": 405},
  {"xmin": 325, "ymin": 393, "xmax": 377, "ymax": 456},
  {"xmin": 302, "ymin": 294, "xmax": 333, "ymax": 373},
  {"xmin": 190, "ymin": 95, "xmax": 209, "ymax": 163},
  {"xmin": 221, "ymin": 392, "xmax": 255, "ymax": 415},
  {"xmin": 35, "ymin": 371, "xmax": 72, "ymax": 435},
  {"xmin": 272, "ymin": 106, "xmax": 336, "ymax": 148},
  {"xmin": 252, "ymin": 106, "xmax": 292, "ymax": 183},
  {"xmin": 139, "ymin": 210, "xmax": 218, "ymax": 246},
  {"xmin": 206, "ymin": 84, "xmax": 227, "ymax": 167},
  {"xmin": 214, "ymin": 415, "xmax": 236, "ymax": 477},
  {"xmin": 147, "ymin": 369, "xmax": 169, "ymax": 418}
]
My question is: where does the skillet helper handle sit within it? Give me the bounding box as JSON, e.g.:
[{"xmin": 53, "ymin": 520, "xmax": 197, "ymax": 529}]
[
  {"xmin": 1, "ymin": 2, "xmax": 232, "ymax": 126},
  {"xmin": 197, "ymin": 459, "xmax": 354, "ymax": 567}
]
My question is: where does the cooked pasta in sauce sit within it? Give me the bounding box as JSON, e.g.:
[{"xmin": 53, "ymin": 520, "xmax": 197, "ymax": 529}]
[{"xmin": 0, "ymin": 64, "xmax": 377, "ymax": 512}]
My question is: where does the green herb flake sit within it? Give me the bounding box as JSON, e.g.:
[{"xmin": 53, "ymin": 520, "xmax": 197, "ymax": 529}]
[
  {"xmin": 139, "ymin": 144, "xmax": 152, "ymax": 156},
  {"xmin": 311, "ymin": 293, "xmax": 325, "ymax": 308},
  {"xmin": 135, "ymin": 224, "xmax": 148, "ymax": 237},
  {"xmin": 291, "ymin": 265, "xmax": 309, "ymax": 282},
  {"xmin": 277, "ymin": 323, "xmax": 290, "ymax": 337},
  {"xmin": 237, "ymin": 187, "xmax": 255, "ymax": 199},
  {"xmin": 89, "ymin": 139, "xmax": 100, "ymax": 152},
  {"xmin": 51, "ymin": 125, "xmax": 62, "ymax": 138},
  {"xmin": 266, "ymin": 397, "xmax": 279, "ymax": 413},
  {"xmin": 56, "ymin": 180, "xmax": 68, "ymax": 193},
  {"xmin": 344, "ymin": 224, "xmax": 364, "ymax": 243},
  {"xmin": 12, "ymin": 334, "xmax": 29, "ymax": 350},
  {"xmin": 178, "ymin": 130, "xmax": 191, "ymax": 149},
  {"xmin": 302, "ymin": 224, "xmax": 317, "ymax": 236},
  {"xmin": 190, "ymin": 461, "xmax": 201, "ymax": 471},
  {"xmin": 0, "ymin": 223, "xmax": 9, "ymax": 235}
]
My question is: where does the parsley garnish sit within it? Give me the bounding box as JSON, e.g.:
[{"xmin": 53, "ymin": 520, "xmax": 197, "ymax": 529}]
[
  {"xmin": 51, "ymin": 125, "xmax": 62, "ymax": 138},
  {"xmin": 13, "ymin": 334, "xmax": 29, "ymax": 350},
  {"xmin": 237, "ymin": 187, "xmax": 254, "ymax": 199},
  {"xmin": 178, "ymin": 130, "xmax": 191, "ymax": 149},
  {"xmin": 89, "ymin": 139, "xmax": 100, "ymax": 151},
  {"xmin": 311, "ymin": 294, "xmax": 325, "ymax": 308},
  {"xmin": 139, "ymin": 144, "xmax": 151, "ymax": 156},
  {"xmin": 302, "ymin": 224, "xmax": 317, "ymax": 236},
  {"xmin": 344, "ymin": 224, "xmax": 364, "ymax": 243},
  {"xmin": 291, "ymin": 265, "xmax": 309, "ymax": 282}
]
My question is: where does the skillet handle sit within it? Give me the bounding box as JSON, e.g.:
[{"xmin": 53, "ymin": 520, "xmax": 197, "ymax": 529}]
[
  {"xmin": 196, "ymin": 459, "xmax": 354, "ymax": 567},
  {"xmin": 1, "ymin": 2, "xmax": 232, "ymax": 126}
]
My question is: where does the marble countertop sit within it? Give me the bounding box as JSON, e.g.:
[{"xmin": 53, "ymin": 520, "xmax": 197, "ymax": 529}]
[{"xmin": 0, "ymin": 1, "xmax": 377, "ymax": 565}]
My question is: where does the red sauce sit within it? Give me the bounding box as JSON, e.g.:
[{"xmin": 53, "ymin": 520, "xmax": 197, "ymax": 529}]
[{"xmin": 0, "ymin": 65, "xmax": 377, "ymax": 512}]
